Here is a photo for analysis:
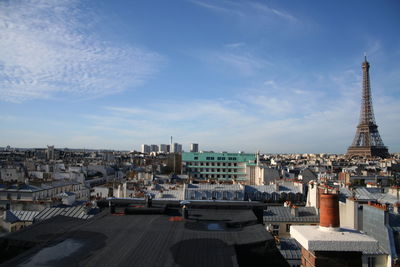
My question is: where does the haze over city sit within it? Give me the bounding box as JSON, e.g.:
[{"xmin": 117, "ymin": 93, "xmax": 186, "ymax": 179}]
[{"xmin": 1, "ymin": 0, "xmax": 399, "ymax": 153}]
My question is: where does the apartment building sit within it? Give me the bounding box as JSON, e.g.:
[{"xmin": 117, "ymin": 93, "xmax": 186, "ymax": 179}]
[{"xmin": 182, "ymin": 152, "xmax": 255, "ymax": 183}]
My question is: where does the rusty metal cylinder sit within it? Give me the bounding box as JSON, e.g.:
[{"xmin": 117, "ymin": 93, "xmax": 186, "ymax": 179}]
[{"xmin": 319, "ymin": 194, "xmax": 340, "ymax": 228}]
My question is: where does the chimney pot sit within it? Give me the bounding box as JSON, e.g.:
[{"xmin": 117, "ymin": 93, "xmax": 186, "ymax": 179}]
[
  {"xmin": 290, "ymin": 206, "xmax": 298, "ymax": 217},
  {"xmin": 319, "ymin": 193, "xmax": 340, "ymax": 228}
]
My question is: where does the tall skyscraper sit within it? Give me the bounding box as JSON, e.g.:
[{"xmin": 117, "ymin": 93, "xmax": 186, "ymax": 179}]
[
  {"xmin": 190, "ymin": 143, "xmax": 199, "ymax": 152},
  {"xmin": 347, "ymin": 56, "xmax": 389, "ymax": 158}
]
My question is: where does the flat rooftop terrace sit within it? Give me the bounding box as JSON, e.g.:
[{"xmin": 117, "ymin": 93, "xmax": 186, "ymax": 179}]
[
  {"xmin": 290, "ymin": 225, "xmax": 382, "ymax": 254},
  {"xmin": 1, "ymin": 206, "xmax": 289, "ymax": 267}
]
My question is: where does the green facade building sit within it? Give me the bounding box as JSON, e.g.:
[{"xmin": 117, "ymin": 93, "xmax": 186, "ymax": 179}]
[{"xmin": 182, "ymin": 152, "xmax": 256, "ymax": 182}]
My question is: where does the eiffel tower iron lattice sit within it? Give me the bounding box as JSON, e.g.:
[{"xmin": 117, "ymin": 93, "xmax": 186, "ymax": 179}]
[{"xmin": 347, "ymin": 57, "xmax": 389, "ymax": 158}]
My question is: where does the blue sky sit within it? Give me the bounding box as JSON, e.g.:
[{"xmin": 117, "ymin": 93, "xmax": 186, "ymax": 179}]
[{"xmin": 1, "ymin": 0, "xmax": 399, "ymax": 153}]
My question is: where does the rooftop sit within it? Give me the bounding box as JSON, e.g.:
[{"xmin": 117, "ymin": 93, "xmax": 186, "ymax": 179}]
[
  {"xmin": 290, "ymin": 225, "xmax": 382, "ymax": 254},
  {"xmin": 340, "ymin": 187, "xmax": 400, "ymax": 204},
  {"xmin": 264, "ymin": 206, "xmax": 319, "ymax": 223},
  {"xmin": 278, "ymin": 238, "xmax": 302, "ymax": 260},
  {"xmin": 1, "ymin": 204, "xmax": 289, "ymax": 266}
]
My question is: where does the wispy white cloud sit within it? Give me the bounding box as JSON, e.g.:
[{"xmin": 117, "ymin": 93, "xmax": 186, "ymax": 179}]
[
  {"xmin": 248, "ymin": 2, "xmax": 298, "ymax": 22},
  {"xmin": 196, "ymin": 46, "xmax": 270, "ymax": 76},
  {"xmin": 0, "ymin": 0, "xmax": 163, "ymax": 102},
  {"xmin": 2, "ymin": 80, "xmax": 399, "ymax": 152},
  {"xmin": 188, "ymin": 0, "xmax": 298, "ymax": 23},
  {"xmin": 225, "ymin": 42, "xmax": 245, "ymax": 49},
  {"xmin": 217, "ymin": 52, "xmax": 268, "ymax": 75},
  {"xmin": 188, "ymin": 0, "xmax": 242, "ymax": 16},
  {"xmin": 88, "ymin": 70, "xmax": 368, "ymax": 152},
  {"xmin": 365, "ymin": 39, "xmax": 382, "ymax": 57}
]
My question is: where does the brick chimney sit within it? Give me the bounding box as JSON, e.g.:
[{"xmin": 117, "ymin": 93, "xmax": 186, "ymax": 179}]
[{"xmin": 319, "ymin": 193, "xmax": 340, "ymax": 229}]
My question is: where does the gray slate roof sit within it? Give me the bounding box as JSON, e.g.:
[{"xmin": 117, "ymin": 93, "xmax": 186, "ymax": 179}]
[
  {"xmin": 34, "ymin": 206, "xmax": 95, "ymax": 221},
  {"xmin": 264, "ymin": 206, "xmax": 319, "ymax": 223},
  {"xmin": 278, "ymin": 238, "xmax": 302, "ymax": 260},
  {"xmin": 11, "ymin": 210, "xmax": 38, "ymax": 222},
  {"xmin": 4, "ymin": 210, "xmax": 39, "ymax": 223},
  {"xmin": 340, "ymin": 187, "xmax": 400, "ymax": 204}
]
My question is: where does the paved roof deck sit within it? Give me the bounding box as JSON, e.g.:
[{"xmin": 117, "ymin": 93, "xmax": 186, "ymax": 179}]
[{"xmin": 1, "ymin": 207, "xmax": 289, "ymax": 267}]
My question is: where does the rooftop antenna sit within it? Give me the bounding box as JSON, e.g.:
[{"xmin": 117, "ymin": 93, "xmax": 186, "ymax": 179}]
[{"xmin": 364, "ymin": 51, "xmax": 367, "ymax": 61}]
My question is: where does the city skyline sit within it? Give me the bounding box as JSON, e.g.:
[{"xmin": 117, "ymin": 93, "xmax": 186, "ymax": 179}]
[{"xmin": 1, "ymin": 0, "xmax": 400, "ymax": 153}]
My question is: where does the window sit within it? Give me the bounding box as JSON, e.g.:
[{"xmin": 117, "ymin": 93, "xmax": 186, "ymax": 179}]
[
  {"xmin": 286, "ymin": 224, "xmax": 291, "ymax": 232},
  {"xmin": 272, "ymin": 225, "xmax": 279, "ymax": 236},
  {"xmin": 368, "ymin": 257, "xmax": 375, "ymax": 267},
  {"xmin": 194, "ymin": 157, "xmax": 198, "ymax": 160}
]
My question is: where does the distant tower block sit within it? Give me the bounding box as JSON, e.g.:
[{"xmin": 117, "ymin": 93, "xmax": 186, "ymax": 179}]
[
  {"xmin": 190, "ymin": 143, "xmax": 199, "ymax": 153},
  {"xmin": 46, "ymin": 145, "xmax": 55, "ymax": 161},
  {"xmin": 347, "ymin": 56, "xmax": 389, "ymax": 158}
]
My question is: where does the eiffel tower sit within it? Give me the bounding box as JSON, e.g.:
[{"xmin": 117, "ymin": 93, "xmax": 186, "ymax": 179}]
[{"xmin": 347, "ymin": 56, "xmax": 389, "ymax": 158}]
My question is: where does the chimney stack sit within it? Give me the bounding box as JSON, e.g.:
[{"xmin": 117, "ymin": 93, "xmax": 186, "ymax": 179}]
[
  {"xmin": 290, "ymin": 206, "xmax": 299, "ymax": 217},
  {"xmin": 319, "ymin": 193, "xmax": 340, "ymax": 229}
]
